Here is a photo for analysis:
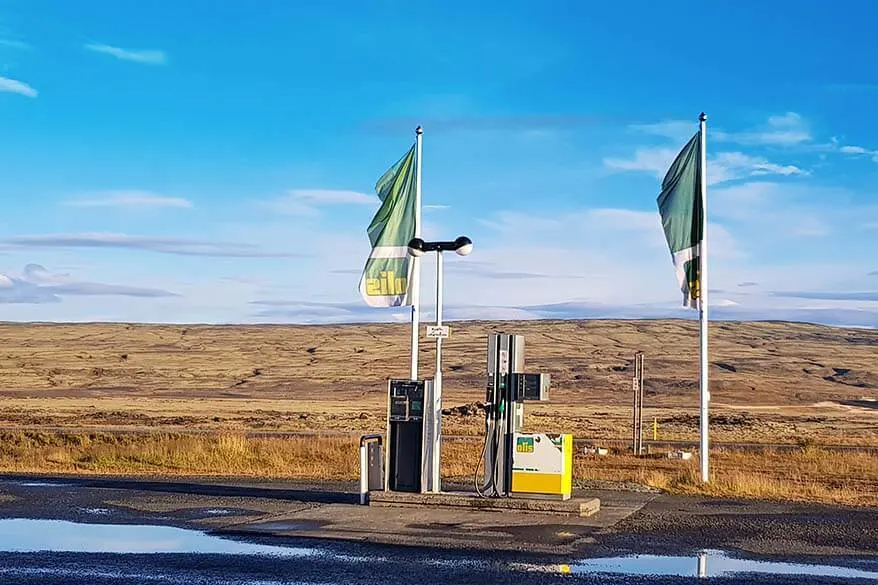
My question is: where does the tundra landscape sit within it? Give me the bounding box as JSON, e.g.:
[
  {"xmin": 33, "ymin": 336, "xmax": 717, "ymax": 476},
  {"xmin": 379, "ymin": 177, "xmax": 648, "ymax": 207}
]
[{"xmin": 0, "ymin": 319, "xmax": 876, "ymax": 506}]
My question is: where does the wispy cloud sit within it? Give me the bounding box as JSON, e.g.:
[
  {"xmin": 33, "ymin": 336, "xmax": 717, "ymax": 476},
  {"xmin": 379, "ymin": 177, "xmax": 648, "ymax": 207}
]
[
  {"xmin": 836, "ymin": 144, "xmax": 878, "ymax": 163},
  {"xmin": 714, "ymin": 112, "xmax": 812, "ymax": 146},
  {"xmin": 64, "ymin": 191, "xmax": 193, "ymax": 209},
  {"xmin": 629, "ymin": 120, "xmax": 696, "ymax": 142},
  {"xmin": 448, "ymin": 260, "xmax": 587, "ymax": 281},
  {"xmin": 425, "ymin": 204, "xmax": 450, "ymax": 211},
  {"xmin": 362, "ymin": 114, "xmax": 614, "ymax": 134},
  {"xmin": 0, "ymin": 233, "xmax": 300, "ymax": 258},
  {"xmin": 603, "ymin": 148, "xmax": 806, "ymax": 185},
  {"xmin": 772, "ymin": 290, "xmax": 878, "ymax": 301},
  {"xmin": 603, "ymin": 147, "xmax": 677, "ymax": 177},
  {"xmin": 0, "ymin": 39, "xmax": 30, "ymax": 50},
  {"xmin": 711, "ymin": 182, "xmax": 832, "ymax": 238},
  {"xmin": 738, "ymin": 281, "xmax": 759, "ymax": 287},
  {"xmin": 264, "ymin": 189, "xmax": 375, "ymax": 216},
  {"xmin": 825, "ymin": 83, "xmax": 878, "ymax": 93},
  {"xmin": 631, "ymin": 113, "xmax": 812, "ymax": 147},
  {"xmin": 0, "ymin": 76, "xmax": 37, "ymax": 98},
  {"xmin": 84, "ymin": 43, "xmax": 167, "ymax": 65},
  {"xmin": 0, "ymin": 264, "xmax": 177, "ymax": 304}
]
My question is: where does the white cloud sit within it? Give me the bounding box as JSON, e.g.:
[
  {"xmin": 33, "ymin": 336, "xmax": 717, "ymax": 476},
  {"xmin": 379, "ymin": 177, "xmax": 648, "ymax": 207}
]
[
  {"xmin": 714, "ymin": 112, "xmax": 811, "ymax": 146},
  {"xmin": 479, "ymin": 211, "xmax": 563, "ymax": 233},
  {"xmin": 629, "ymin": 120, "xmax": 696, "ymax": 141},
  {"xmin": 711, "ymin": 182, "xmax": 834, "ymax": 238},
  {"xmin": 0, "ymin": 76, "xmax": 37, "ymax": 98},
  {"xmin": 425, "ymin": 204, "xmax": 450, "ymax": 211},
  {"xmin": 750, "ymin": 161, "xmax": 807, "ymax": 176},
  {"xmin": 0, "ymin": 39, "xmax": 30, "ymax": 50},
  {"xmin": 84, "ymin": 43, "xmax": 167, "ymax": 65},
  {"xmin": 604, "ymin": 148, "xmax": 806, "ymax": 185},
  {"xmin": 0, "ymin": 264, "xmax": 178, "ymax": 304},
  {"xmin": 603, "ymin": 148, "xmax": 677, "ymax": 177},
  {"xmin": 0, "ymin": 233, "xmax": 298, "ymax": 258},
  {"xmin": 65, "ymin": 191, "xmax": 193, "ymax": 209},
  {"xmin": 631, "ymin": 113, "xmax": 812, "ymax": 147},
  {"xmin": 836, "ymin": 144, "xmax": 878, "ymax": 163},
  {"xmin": 265, "ymin": 189, "xmax": 375, "ymax": 216}
]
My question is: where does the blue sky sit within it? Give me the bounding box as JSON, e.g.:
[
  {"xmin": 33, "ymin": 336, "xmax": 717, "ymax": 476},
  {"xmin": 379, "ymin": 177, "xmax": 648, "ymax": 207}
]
[{"xmin": 0, "ymin": 1, "xmax": 877, "ymax": 326}]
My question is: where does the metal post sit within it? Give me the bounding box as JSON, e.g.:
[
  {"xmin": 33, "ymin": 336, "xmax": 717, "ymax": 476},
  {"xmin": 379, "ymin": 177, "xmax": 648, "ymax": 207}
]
[
  {"xmin": 359, "ymin": 442, "xmax": 368, "ymax": 504},
  {"xmin": 633, "ymin": 352, "xmax": 644, "ymax": 455},
  {"xmin": 410, "ymin": 126, "xmax": 423, "ymax": 380},
  {"xmin": 632, "ymin": 363, "xmax": 638, "ymax": 454},
  {"xmin": 359, "ymin": 434, "xmax": 383, "ymax": 504},
  {"xmin": 431, "ymin": 250, "xmax": 444, "ymax": 492},
  {"xmin": 698, "ymin": 112, "xmax": 710, "ymax": 483},
  {"xmin": 638, "ymin": 353, "xmax": 645, "ymax": 453},
  {"xmin": 697, "ymin": 552, "xmax": 708, "ymax": 578}
]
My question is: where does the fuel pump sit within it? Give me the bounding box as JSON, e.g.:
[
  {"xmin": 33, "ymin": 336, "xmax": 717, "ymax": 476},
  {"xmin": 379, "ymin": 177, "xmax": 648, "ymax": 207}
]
[
  {"xmin": 476, "ymin": 333, "xmax": 571, "ymax": 500},
  {"xmin": 385, "ymin": 378, "xmax": 440, "ymax": 493}
]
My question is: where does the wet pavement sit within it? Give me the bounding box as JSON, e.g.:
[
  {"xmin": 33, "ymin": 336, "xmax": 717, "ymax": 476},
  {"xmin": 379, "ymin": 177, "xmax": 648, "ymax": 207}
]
[{"xmin": 0, "ymin": 475, "xmax": 876, "ymax": 584}]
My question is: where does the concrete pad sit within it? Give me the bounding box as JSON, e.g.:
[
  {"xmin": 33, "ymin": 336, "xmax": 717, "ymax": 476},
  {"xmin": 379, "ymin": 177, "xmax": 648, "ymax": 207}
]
[{"xmin": 368, "ymin": 490, "xmax": 600, "ymax": 517}]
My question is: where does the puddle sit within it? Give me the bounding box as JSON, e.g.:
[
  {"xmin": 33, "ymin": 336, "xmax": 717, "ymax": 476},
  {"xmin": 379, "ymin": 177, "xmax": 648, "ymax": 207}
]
[
  {"xmin": 8, "ymin": 481, "xmax": 69, "ymax": 488},
  {"xmin": 0, "ymin": 518, "xmax": 315, "ymax": 556},
  {"xmin": 566, "ymin": 550, "xmax": 878, "ymax": 579}
]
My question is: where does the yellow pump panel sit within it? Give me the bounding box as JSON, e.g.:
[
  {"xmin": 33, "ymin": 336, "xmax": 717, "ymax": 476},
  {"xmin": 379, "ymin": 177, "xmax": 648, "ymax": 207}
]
[{"xmin": 511, "ymin": 433, "xmax": 572, "ymax": 500}]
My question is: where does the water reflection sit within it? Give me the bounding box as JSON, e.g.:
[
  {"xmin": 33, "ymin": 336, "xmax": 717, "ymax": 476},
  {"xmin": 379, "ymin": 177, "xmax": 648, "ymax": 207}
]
[
  {"xmin": 0, "ymin": 518, "xmax": 314, "ymax": 556},
  {"xmin": 570, "ymin": 549, "xmax": 878, "ymax": 579}
]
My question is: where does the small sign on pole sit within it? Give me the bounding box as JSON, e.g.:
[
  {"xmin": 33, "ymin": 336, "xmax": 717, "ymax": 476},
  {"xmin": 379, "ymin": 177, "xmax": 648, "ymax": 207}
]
[{"xmin": 426, "ymin": 325, "xmax": 450, "ymax": 339}]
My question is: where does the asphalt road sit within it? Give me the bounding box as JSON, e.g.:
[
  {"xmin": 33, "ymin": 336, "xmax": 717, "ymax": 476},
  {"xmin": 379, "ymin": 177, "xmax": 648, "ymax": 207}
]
[{"xmin": 0, "ymin": 475, "xmax": 876, "ymax": 584}]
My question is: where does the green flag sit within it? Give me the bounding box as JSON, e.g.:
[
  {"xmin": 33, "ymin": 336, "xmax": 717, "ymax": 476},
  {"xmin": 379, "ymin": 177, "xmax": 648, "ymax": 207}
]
[
  {"xmin": 358, "ymin": 142, "xmax": 419, "ymax": 307},
  {"xmin": 657, "ymin": 131, "xmax": 703, "ymax": 309}
]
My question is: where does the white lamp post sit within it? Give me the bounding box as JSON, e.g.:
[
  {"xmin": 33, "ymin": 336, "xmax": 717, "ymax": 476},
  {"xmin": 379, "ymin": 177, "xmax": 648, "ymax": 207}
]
[{"xmin": 406, "ymin": 235, "xmax": 472, "ymax": 492}]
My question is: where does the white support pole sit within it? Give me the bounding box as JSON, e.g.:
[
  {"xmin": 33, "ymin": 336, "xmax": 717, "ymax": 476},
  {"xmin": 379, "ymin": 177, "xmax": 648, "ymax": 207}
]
[
  {"xmin": 697, "ymin": 552, "xmax": 708, "ymax": 578},
  {"xmin": 698, "ymin": 112, "xmax": 710, "ymax": 483},
  {"xmin": 431, "ymin": 249, "xmax": 444, "ymax": 492},
  {"xmin": 410, "ymin": 126, "xmax": 423, "ymax": 381},
  {"xmin": 359, "ymin": 442, "xmax": 368, "ymax": 505}
]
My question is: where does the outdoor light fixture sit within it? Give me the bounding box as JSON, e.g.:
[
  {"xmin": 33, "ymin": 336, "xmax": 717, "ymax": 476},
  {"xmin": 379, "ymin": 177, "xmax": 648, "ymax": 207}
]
[{"xmin": 407, "ymin": 236, "xmax": 473, "ymax": 257}]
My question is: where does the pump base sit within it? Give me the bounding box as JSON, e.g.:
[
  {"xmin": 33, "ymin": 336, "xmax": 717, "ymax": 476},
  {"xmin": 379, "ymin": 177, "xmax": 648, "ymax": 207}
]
[{"xmin": 368, "ymin": 489, "xmax": 599, "ymax": 517}]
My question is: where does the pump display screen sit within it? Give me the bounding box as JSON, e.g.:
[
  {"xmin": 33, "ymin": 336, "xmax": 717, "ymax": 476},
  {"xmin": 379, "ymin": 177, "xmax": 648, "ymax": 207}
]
[{"xmin": 388, "ymin": 379, "xmax": 425, "ymax": 422}]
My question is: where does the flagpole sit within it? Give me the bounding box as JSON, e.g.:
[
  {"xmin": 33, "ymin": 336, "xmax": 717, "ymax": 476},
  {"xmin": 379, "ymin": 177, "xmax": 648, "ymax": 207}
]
[
  {"xmin": 410, "ymin": 126, "xmax": 423, "ymax": 380},
  {"xmin": 698, "ymin": 112, "xmax": 710, "ymax": 483}
]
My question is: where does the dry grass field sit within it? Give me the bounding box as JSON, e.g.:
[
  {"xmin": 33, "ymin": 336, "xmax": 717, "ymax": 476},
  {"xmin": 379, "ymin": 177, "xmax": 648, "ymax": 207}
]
[{"xmin": 0, "ymin": 319, "xmax": 875, "ymax": 505}]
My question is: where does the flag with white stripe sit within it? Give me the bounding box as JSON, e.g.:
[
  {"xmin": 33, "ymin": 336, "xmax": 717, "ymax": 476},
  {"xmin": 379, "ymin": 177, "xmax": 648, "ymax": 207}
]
[
  {"xmin": 358, "ymin": 142, "xmax": 418, "ymax": 307},
  {"xmin": 657, "ymin": 131, "xmax": 703, "ymax": 309}
]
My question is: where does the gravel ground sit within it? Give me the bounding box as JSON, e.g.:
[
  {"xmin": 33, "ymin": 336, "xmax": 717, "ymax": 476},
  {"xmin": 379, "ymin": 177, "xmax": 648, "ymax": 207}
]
[{"xmin": 0, "ymin": 475, "xmax": 875, "ymax": 584}]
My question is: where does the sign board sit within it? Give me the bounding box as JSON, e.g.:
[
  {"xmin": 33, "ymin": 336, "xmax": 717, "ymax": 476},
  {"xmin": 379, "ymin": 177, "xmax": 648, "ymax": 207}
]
[
  {"xmin": 498, "ymin": 349, "xmax": 509, "ymax": 374},
  {"xmin": 426, "ymin": 325, "xmax": 450, "ymax": 339}
]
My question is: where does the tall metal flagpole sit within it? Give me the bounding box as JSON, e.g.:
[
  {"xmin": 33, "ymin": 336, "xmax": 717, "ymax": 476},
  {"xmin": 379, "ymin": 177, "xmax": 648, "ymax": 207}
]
[
  {"xmin": 698, "ymin": 112, "xmax": 710, "ymax": 483},
  {"xmin": 410, "ymin": 126, "xmax": 423, "ymax": 380}
]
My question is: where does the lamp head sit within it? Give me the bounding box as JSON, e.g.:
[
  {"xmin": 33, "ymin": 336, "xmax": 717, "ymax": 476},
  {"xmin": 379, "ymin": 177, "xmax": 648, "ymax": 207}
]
[
  {"xmin": 453, "ymin": 235, "xmax": 473, "ymax": 256},
  {"xmin": 407, "ymin": 237, "xmax": 426, "ymax": 257}
]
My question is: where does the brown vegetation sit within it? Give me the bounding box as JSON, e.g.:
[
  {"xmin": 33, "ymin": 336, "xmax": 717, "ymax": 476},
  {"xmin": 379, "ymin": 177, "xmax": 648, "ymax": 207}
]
[
  {"xmin": 1, "ymin": 431, "xmax": 874, "ymax": 507},
  {"xmin": 0, "ymin": 319, "xmax": 875, "ymax": 506}
]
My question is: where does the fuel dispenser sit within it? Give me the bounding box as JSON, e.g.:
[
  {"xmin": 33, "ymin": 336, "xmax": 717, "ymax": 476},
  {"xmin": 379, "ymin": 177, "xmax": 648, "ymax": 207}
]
[
  {"xmin": 477, "ymin": 333, "xmax": 572, "ymax": 500},
  {"xmin": 384, "ymin": 378, "xmax": 439, "ymax": 493}
]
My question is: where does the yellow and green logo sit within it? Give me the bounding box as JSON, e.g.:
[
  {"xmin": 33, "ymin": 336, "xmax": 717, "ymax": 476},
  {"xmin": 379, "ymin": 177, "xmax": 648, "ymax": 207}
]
[
  {"xmin": 365, "ymin": 270, "xmax": 408, "ymax": 297},
  {"xmin": 516, "ymin": 436, "xmax": 534, "ymax": 453}
]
